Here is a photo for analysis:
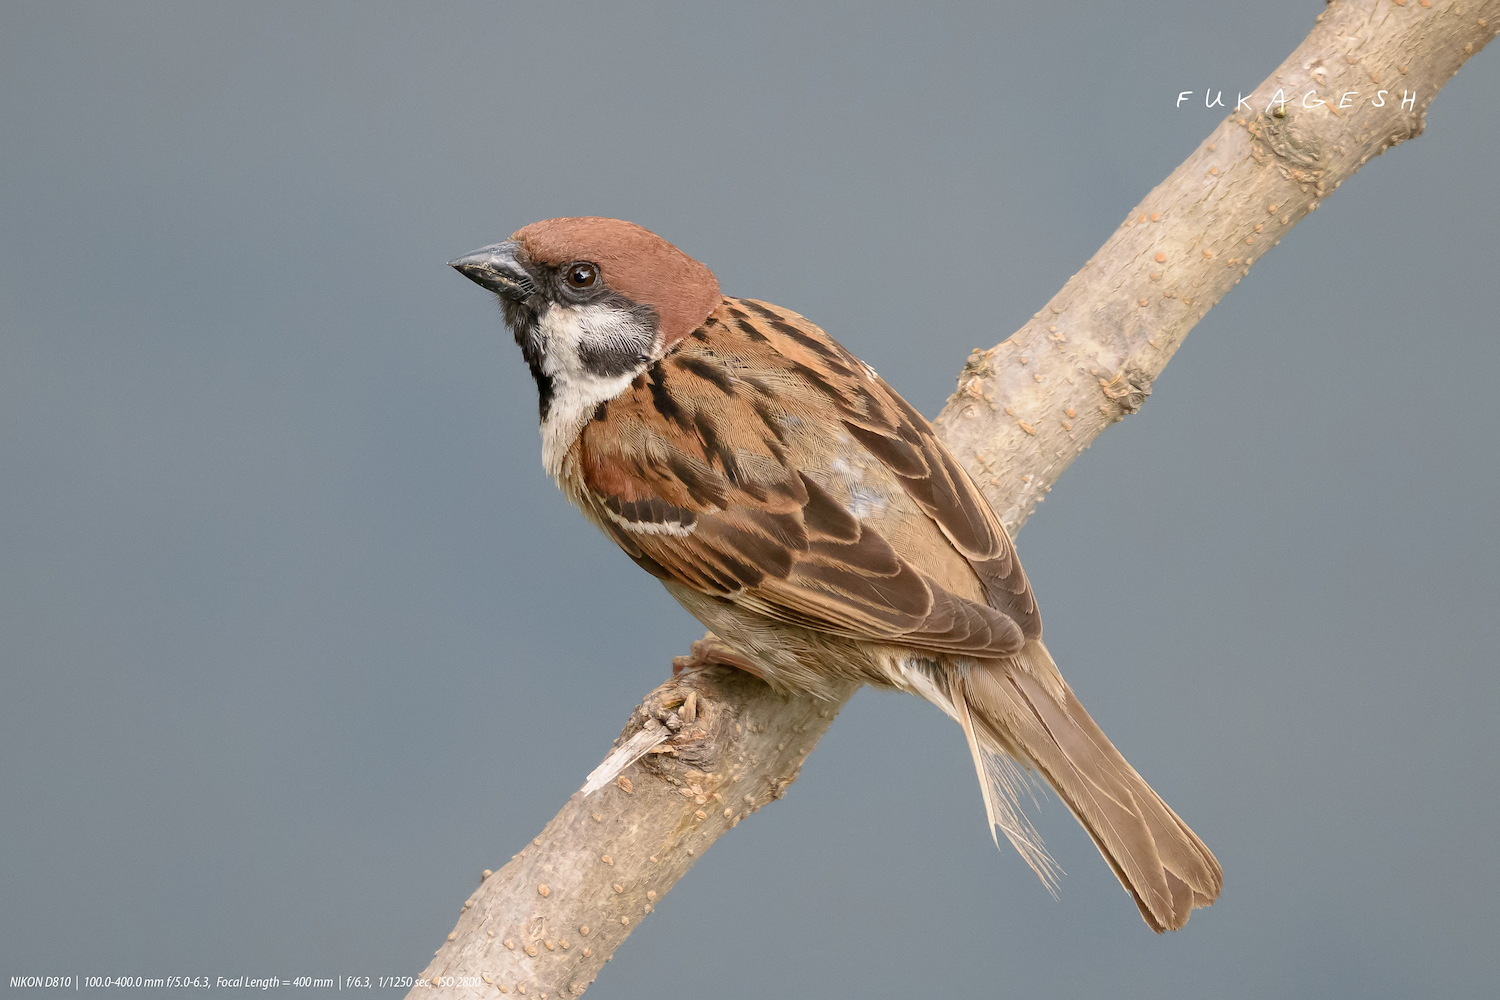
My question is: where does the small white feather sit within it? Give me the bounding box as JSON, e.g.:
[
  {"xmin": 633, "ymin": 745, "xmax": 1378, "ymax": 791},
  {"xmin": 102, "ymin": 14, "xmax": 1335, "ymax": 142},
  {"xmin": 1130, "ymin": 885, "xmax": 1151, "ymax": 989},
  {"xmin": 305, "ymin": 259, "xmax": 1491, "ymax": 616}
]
[
  {"xmin": 581, "ymin": 724, "xmax": 670, "ymax": 795},
  {"xmin": 899, "ymin": 658, "xmax": 1061, "ymax": 892}
]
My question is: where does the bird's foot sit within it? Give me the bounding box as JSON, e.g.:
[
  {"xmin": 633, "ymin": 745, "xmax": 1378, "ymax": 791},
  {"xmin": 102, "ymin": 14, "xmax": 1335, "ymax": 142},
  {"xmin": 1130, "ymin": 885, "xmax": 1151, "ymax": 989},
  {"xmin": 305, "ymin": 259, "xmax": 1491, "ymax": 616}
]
[{"xmin": 671, "ymin": 635, "xmax": 766, "ymax": 684}]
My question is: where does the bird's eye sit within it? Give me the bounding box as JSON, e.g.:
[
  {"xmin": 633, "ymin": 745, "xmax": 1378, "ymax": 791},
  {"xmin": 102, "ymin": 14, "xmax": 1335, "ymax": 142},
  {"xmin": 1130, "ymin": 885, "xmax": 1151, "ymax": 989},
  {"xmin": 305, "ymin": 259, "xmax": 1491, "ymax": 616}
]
[{"xmin": 566, "ymin": 262, "xmax": 598, "ymax": 289}]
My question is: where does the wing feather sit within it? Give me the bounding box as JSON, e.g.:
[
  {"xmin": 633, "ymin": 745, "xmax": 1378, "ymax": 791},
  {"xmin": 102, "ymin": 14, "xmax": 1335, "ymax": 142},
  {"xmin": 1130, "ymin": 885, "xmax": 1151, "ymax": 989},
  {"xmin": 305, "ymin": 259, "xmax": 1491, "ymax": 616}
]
[{"xmin": 572, "ymin": 298, "xmax": 1039, "ymax": 657}]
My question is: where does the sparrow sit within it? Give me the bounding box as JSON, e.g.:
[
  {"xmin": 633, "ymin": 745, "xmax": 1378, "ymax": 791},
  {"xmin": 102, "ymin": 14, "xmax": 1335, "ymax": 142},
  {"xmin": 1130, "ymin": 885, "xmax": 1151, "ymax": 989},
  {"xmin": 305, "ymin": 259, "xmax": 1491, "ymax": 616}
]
[{"xmin": 449, "ymin": 217, "xmax": 1222, "ymax": 931}]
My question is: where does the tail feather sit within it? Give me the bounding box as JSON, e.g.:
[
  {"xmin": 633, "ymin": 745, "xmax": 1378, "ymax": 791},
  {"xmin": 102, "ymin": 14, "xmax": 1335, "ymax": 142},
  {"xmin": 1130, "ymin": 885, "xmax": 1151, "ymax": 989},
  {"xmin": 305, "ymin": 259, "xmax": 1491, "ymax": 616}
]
[
  {"xmin": 950, "ymin": 641, "xmax": 1222, "ymax": 932},
  {"xmin": 953, "ymin": 686, "xmax": 1062, "ymax": 891}
]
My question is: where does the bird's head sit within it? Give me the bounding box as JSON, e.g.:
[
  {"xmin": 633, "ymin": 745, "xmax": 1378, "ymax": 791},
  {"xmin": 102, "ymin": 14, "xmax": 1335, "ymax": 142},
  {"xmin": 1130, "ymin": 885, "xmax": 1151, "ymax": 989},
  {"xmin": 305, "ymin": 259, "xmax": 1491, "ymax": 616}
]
[{"xmin": 449, "ymin": 217, "xmax": 721, "ymax": 420}]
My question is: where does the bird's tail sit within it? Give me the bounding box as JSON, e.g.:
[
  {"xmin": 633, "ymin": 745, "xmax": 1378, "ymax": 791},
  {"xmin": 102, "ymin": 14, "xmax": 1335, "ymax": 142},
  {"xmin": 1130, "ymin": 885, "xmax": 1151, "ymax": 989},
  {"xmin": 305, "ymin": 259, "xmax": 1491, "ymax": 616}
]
[{"xmin": 939, "ymin": 640, "xmax": 1222, "ymax": 932}]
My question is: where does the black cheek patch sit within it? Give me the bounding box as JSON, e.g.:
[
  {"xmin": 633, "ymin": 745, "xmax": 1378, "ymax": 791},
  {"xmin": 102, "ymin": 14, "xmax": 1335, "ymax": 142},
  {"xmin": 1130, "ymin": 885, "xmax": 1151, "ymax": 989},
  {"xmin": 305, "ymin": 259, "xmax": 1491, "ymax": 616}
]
[
  {"xmin": 576, "ymin": 297, "xmax": 659, "ymax": 379},
  {"xmin": 578, "ymin": 337, "xmax": 650, "ymax": 379}
]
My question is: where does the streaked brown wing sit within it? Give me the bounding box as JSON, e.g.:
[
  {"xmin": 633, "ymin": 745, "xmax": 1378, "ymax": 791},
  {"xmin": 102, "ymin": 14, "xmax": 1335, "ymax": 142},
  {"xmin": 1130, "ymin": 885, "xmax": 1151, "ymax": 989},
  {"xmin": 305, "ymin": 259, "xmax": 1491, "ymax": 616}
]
[
  {"xmin": 570, "ymin": 297, "xmax": 1039, "ymax": 657},
  {"xmin": 728, "ymin": 298, "xmax": 1037, "ymax": 632}
]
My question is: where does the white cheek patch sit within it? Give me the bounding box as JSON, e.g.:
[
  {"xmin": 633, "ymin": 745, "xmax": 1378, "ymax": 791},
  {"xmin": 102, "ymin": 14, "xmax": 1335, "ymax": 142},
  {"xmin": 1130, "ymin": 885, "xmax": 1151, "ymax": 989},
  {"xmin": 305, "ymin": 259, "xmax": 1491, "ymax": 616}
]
[
  {"xmin": 536, "ymin": 303, "xmax": 656, "ymax": 382},
  {"xmin": 535, "ymin": 303, "xmax": 660, "ymax": 480},
  {"xmin": 576, "ymin": 307, "xmax": 659, "ymax": 377}
]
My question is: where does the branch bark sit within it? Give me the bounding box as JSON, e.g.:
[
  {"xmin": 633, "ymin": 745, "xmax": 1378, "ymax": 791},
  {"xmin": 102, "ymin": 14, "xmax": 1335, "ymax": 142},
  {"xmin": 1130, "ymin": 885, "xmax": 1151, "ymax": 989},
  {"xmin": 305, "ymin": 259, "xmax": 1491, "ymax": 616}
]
[{"xmin": 414, "ymin": 3, "xmax": 1498, "ymax": 996}]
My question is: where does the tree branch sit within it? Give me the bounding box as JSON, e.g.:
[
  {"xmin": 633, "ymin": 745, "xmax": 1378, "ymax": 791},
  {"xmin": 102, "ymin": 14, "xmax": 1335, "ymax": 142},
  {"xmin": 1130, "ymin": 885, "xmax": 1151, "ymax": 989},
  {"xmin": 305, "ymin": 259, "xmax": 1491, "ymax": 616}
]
[
  {"xmin": 935, "ymin": 0, "xmax": 1500, "ymax": 531},
  {"xmin": 414, "ymin": 3, "xmax": 1498, "ymax": 996}
]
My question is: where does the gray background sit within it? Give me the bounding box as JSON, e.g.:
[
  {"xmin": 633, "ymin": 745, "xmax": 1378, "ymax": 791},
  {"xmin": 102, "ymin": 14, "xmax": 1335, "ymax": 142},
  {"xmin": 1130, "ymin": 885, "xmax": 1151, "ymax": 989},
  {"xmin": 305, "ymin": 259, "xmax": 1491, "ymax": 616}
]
[{"xmin": 4, "ymin": 3, "xmax": 1497, "ymax": 998}]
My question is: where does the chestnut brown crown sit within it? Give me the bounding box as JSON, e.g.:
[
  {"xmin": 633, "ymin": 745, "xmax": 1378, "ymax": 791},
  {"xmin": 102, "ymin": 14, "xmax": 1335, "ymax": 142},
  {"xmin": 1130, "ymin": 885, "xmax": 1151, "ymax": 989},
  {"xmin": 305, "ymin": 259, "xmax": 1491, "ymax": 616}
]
[{"xmin": 512, "ymin": 217, "xmax": 722, "ymax": 348}]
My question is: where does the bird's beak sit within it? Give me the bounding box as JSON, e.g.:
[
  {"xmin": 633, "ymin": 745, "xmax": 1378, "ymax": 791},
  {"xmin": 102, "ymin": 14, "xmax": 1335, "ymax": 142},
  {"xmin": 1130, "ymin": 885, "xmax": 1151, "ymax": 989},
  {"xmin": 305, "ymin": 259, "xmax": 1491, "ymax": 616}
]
[{"xmin": 448, "ymin": 241, "xmax": 535, "ymax": 299}]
